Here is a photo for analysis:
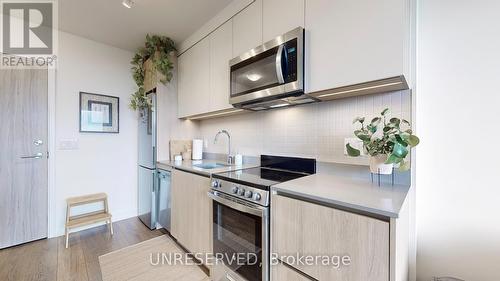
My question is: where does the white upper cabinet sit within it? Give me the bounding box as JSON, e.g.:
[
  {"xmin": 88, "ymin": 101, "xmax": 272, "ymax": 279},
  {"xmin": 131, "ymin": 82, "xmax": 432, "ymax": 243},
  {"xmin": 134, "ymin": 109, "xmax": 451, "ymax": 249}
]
[
  {"xmin": 262, "ymin": 0, "xmax": 304, "ymax": 42},
  {"xmin": 305, "ymin": 0, "xmax": 410, "ymax": 93},
  {"xmin": 177, "ymin": 38, "xmax": 210, "ymax": 118},
  {"xmin": 209, "ymin": 20, "xmax": 233, "ymax": 111},
  {"xmin": 178, "ymin": 0, "xmax": 412, "ymax": 118},
  {"xmin": 232, "ymin": 0, "xmax": 263, "ymax": 57}
]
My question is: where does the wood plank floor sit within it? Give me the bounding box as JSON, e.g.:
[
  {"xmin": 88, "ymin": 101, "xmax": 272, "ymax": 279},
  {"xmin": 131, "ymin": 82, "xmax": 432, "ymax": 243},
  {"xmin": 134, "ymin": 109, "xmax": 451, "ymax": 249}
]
[{"xmin": 0, "ymin": 217, "xmax": 165, "ymax": 281}]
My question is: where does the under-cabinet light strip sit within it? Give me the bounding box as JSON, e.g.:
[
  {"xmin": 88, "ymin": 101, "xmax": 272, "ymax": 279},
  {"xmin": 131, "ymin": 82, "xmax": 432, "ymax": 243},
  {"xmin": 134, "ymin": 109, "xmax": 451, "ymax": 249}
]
[
  {"xmin": 269, "ymin": 103, "xmax": 290, "ymax": 108},
  {"xmin": 187, "ymin": 109, "xmax": 244, "ymax": 120},
  {"xmin": 316, "ymin": 81, "xmax": 403, "ymax": 98}
]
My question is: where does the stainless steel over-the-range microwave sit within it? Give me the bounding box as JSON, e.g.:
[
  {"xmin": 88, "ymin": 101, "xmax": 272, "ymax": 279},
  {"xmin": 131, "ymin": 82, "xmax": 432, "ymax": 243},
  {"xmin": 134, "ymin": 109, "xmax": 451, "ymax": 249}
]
[{"xmin": 229, "ymin": 27, "xmax": 317, "ymax": 111}]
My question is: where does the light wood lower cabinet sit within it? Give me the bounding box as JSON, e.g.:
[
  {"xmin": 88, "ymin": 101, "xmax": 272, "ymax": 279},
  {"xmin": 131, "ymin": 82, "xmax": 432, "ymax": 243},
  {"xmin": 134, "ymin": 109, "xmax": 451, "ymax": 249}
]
[
  {"xmin": 171, "ymin": 170, "xmax": 212, "ymax": 263},
  {"xmin": 271, "ymin": 193, "xmax": 390, "ymax": 281}
]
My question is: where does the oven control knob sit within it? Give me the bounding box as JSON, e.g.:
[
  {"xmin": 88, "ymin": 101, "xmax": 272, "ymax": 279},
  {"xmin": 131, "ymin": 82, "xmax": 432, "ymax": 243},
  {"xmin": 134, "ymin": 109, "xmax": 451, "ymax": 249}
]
[
  {"xmin": 237, "ymin": 188, "xmax": 245, "ymax": 196},
  {"xmin": 211, "ymin": 180, "xmax": 220, "ymax": 188},
  {"xmin": 244, "ymin": 190, "xmax": 253, "ymax": 198},
  {"xmin": 253, "ymin": 193, "xmax": 262, "ymax": 201},
  {"xmin": 231, "ymin": 186, "xmax": 239, "ymax": 194}
]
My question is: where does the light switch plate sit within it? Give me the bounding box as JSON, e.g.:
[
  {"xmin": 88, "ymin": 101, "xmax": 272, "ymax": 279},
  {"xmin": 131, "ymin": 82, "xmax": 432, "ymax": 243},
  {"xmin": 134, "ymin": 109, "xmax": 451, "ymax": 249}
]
[{"xmin": 59, "ymin": 139, "xmax": 79, "ymax": 150}]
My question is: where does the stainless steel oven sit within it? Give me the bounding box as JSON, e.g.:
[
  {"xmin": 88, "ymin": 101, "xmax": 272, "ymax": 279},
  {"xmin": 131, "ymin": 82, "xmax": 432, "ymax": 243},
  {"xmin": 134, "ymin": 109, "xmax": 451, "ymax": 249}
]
[
  {"xmin": 208, "ymin": 185, "xmax": 269, "ymax": 281},
  {"xmin": 209, "ymin": 155, "xmax": 316, "ymax": 281},
  {"xmin": 229, "ymin": 27, "xmax": 315, "ymax": 111}
]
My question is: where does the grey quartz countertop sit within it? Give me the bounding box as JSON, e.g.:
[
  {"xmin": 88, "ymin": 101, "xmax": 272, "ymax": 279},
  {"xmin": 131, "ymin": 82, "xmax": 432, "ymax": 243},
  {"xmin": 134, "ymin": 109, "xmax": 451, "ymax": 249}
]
[
  {"xmin": 271, "ymin": 173, "xmax": 410, "ymax": 219},
  {"xmin": 157, "ymin": 159, "xmax": 258, "ymax": 177}
]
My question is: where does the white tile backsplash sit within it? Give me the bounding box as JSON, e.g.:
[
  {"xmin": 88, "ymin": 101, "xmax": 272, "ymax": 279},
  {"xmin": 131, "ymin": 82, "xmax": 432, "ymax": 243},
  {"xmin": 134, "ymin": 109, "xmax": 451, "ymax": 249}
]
[{"xmin": 198, "ymin": 90, "xmax": 411, "ymax": 165}]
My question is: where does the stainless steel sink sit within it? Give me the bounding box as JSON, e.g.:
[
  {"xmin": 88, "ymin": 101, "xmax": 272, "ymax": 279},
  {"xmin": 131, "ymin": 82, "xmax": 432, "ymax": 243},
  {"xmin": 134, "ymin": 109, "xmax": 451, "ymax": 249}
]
[{"xmin": 193, "ymin": 163, "xmax": 230, "ymax": 169}]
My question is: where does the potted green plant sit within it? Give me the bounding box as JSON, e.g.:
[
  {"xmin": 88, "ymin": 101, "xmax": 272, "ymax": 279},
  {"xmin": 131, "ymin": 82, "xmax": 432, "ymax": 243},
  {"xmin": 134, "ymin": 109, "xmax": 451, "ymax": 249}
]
[
  {"xmin": 129, "ymin": 34, "xmax": 176, "ymax": 112},
  {"xmin": 129, "ymin": 87, "xmax": 152, "ymax": 113},
  {"xmin": 346, "ymin": 108, "xmax": 420, "ymax": 174}
]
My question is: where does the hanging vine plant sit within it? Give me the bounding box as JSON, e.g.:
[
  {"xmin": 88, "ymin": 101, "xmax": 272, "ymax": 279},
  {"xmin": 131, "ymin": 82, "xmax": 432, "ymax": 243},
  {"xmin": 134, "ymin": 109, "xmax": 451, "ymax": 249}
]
[{"xmin": 129, "ymin": 34, "xmax": 176, "ymax": 111}]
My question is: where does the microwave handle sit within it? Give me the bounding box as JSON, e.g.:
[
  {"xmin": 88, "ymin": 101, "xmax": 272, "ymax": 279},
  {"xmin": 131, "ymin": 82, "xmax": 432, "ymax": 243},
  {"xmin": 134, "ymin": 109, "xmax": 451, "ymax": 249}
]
[{"xmin": 275, "ymin": 44, "xmax": 285, "ymax": 84}]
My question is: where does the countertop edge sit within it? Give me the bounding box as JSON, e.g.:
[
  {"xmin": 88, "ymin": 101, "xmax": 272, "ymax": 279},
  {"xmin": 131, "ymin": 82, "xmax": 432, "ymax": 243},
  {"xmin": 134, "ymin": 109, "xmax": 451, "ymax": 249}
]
[
  {"xmin": 159, "ymin": 160, "xmax": 408, "ymax": 219},
  {"xmin": 272, "ymin": 186, "xmax": 402, "ymax": 219},
  {"xmin": 157, "ymin": 162, "xmax": 210, "ymax": 177},
  {"xmin": 156, "ymin": 160, "xmax": 259, "ymax": 177},
  {"xmin": 174, "ymin": 166, "xmax": 211, "ymax": 177}
]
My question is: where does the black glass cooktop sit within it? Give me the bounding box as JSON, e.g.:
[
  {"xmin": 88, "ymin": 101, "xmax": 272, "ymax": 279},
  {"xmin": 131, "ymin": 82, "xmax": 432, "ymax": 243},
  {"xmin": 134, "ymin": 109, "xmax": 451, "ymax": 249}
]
[
  {"xmin": 214, "ymin": 167, "xmax": 309, "ymax": 188},
  {"xmin": 213, "ymin": 155, "xmax": 316, "ymax": 189}
]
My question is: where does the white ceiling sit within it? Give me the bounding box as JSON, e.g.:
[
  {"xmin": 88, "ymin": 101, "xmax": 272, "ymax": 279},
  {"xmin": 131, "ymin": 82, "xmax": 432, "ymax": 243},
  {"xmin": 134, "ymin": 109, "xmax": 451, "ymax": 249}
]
[{"xmin": 58, "ymin": 0, "xmax": 234, "ymax": 51}]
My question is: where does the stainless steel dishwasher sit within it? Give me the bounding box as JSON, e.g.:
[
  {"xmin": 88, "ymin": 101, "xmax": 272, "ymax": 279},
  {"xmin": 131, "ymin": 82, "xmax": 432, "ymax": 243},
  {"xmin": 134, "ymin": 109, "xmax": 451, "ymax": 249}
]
[{"xmin": 157, "ymin": 168, "xmax": 172, "ymax": 232}]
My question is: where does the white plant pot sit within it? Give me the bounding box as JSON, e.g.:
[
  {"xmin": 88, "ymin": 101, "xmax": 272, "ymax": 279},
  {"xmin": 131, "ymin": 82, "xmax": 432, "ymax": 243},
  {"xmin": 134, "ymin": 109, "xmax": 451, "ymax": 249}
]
[{"xmin": 369, "ymin": 155, "xmax": 394, "ymax": 175}]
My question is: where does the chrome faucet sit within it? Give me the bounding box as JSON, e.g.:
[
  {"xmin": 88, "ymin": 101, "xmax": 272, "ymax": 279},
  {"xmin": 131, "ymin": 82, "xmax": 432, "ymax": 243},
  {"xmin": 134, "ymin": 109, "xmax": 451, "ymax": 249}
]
[{"xmin": 214, "ymin": 130, "xmax": 233, "ymax": 164}]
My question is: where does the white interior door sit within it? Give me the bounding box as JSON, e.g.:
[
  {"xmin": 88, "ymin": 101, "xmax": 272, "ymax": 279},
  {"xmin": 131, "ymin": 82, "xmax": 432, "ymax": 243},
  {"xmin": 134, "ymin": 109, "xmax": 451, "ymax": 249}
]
[{"xmin": 0, "ymin": 68, "xmax": 48, "ymax": 249}]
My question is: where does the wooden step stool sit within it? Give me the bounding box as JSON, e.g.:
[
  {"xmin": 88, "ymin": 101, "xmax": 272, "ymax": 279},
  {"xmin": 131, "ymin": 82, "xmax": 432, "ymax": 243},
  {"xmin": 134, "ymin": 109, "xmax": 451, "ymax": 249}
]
[{"xmin": 65, "ymin": 193, "xmax": 113, "ymax": 248}]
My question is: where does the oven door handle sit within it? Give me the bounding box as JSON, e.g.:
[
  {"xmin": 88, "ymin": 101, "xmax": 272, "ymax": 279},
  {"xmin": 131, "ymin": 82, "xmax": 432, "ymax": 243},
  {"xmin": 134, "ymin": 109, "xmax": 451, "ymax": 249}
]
[{"xmin": 208, "ymin": 191, "xmax": 265, "ymax": 217}]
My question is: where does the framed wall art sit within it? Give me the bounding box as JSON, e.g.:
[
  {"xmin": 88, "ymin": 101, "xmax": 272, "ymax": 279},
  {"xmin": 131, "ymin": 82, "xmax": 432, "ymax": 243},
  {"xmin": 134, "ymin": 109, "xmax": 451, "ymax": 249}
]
[{"xmin": 79, "ymin": 92, "xmax": 119, "ymax": 133}]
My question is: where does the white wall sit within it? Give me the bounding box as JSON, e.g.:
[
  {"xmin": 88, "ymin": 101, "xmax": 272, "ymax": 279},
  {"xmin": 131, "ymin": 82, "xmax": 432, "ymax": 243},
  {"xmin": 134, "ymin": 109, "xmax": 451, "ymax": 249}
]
[
  {"xmin": 199, "ymin": 90, "xmax": 411, "ymax": 165},
  {"xmin": 416, "ymin": 1, "xmax": 500, "ymax": 280},
  {"xmin": 52, "ymin": 32, "xmax": 138, "ymax": 237}
]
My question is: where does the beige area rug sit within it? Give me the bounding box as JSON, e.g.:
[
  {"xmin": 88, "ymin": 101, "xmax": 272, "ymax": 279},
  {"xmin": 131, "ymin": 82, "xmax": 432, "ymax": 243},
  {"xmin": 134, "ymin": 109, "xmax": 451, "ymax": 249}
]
[{"xmin": 99, "ymin": 235, "xmax": 210, "ymax": 281}]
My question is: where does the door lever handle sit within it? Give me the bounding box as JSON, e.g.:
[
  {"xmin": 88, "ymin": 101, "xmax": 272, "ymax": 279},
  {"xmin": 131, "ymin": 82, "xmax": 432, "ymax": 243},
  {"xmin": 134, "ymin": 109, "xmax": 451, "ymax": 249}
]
[{"xmin": 20, "ymin": 152, "xmax": 43, "ymax": 159}]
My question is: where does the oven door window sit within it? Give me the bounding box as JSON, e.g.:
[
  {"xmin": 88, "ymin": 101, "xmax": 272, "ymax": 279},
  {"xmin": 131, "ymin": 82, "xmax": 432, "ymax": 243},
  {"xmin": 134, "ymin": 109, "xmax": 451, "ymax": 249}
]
[
  {"xmin": 230, "ymin": 46, "xmax": 280, "ymax": 98},
  {"xmin": 213, "ymin": 201, "xmax": 262, "ymax": 281}
]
